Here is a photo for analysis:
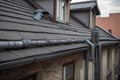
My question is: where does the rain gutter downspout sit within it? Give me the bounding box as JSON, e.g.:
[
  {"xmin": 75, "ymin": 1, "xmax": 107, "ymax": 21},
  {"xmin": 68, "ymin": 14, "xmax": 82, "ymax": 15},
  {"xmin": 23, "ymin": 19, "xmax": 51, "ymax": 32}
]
[
  {"xmin": 85, "ymin": 51, "xmax": 89, "ymax": 80},
  {"xmin": 86, "ymin": 40, "xmax": 95, "ymax": 80},
  {"xmin": 97, "ymin": 42, "xmax": 102, "ymax": 80}
]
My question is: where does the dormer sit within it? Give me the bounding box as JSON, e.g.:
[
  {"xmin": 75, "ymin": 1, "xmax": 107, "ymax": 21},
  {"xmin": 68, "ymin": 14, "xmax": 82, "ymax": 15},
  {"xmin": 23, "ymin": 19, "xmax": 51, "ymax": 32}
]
[
  {"xmin": 36, "ymin": 0, "xmax": 71, "ymax": 23},
  {"xmin": 71, "ymin": 1, "xmax": 100, "ymax": 28}
]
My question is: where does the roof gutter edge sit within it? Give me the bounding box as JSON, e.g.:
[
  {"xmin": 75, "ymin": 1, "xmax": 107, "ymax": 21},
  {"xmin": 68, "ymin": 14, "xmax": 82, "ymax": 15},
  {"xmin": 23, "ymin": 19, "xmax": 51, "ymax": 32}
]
[{"xmin": 0, "ymin": 46, "xmax": 89, "ymax": 70}]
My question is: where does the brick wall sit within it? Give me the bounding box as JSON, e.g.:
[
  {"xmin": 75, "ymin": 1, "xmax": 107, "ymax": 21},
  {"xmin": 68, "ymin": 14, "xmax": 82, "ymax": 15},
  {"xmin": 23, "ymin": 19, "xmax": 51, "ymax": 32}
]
[{"xmin": 0, "ymin": 52, "xmax": 83, "ymax": 80}]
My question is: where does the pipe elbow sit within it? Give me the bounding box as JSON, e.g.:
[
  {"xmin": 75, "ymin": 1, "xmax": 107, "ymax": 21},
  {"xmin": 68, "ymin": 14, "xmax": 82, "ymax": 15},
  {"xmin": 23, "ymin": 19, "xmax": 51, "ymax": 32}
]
[{"xmin": 86, "ymin": 40, "xmax": 95, "ymax": 62}]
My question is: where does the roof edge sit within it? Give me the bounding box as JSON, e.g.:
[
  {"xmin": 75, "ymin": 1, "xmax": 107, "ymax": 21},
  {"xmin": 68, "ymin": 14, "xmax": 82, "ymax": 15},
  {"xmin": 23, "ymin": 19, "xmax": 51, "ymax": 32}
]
[
  {"xmin": 0, "ymin": 46, "xmax": 89, "ymax": 70},
  {"xmin": 96, "ymin": 26, "xmax": 118, "ymax": 39},
  {"xmin": 71, "ymin": 1, "xmax": 96, "ymax": 5},
  {"xmin": 71, "ymin": 1, "xmax": 100, "ymax": 15}
]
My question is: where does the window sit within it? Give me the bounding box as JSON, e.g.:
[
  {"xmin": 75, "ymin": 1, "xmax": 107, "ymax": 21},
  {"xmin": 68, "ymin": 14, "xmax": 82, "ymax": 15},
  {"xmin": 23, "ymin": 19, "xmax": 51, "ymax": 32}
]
[
  {"xmin": 63, "ymin": 62, "xmax": 74, "ymax": 80},
  {"xmin": 19, "ymin": 74, "xmax": 36, "ymax": 80},
  {"xmin": 56, "ymin": 0, "xmax": 69, "ymax": 22}
]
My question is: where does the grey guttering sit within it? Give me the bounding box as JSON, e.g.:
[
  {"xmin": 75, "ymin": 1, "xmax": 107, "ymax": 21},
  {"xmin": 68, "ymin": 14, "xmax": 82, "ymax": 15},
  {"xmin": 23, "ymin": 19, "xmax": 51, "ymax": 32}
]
[
  {"xmin": 99, "ymin": 39, "xmax": 120, "ymax": 46},
  {"xmin": 0, "ymin": 39, "xmax": 88, "ymax": 70},
  {"xmin": 0, "ymin": 39, "xmax": 119, "ymax": 70},
  {"xmin": 0, "ymin": 39, "xmax": 86, "ymax": 50}
]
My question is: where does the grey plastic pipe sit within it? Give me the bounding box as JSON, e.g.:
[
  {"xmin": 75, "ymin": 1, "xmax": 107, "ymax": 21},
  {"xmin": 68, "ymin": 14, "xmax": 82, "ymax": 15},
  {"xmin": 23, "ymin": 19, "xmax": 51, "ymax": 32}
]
[
  {"xmin": 86, "ymin": 40, "xmax": 95, "ymax": 62},
  {"xmin": 86, "ymin": 40, "xmax": 95, "ymax": 80},
  {"xmin": 0, "ymin": 39, "xmax": 86, "ymax": 50}
]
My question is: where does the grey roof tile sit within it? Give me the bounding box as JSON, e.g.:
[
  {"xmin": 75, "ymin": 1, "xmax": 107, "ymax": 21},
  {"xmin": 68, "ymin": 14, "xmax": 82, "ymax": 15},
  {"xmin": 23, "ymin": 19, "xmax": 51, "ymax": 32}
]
[
  {"xmin": 11, "ymin": 47, "xmax": 51, "ymax": 58},
  {"xmin": 96, "ymin": 26, "xmax": 116, "ymax": 39},
  {"xmin": 0, "ymin": 43, "xmax": 88, "ymax": 63},
  {"xmin": 0, "ymin": 31, "xmax": 23, "ymax": 40},
  {"xmin": 0, "ymin": 51, "xmax": 19, "ymax": 63}
]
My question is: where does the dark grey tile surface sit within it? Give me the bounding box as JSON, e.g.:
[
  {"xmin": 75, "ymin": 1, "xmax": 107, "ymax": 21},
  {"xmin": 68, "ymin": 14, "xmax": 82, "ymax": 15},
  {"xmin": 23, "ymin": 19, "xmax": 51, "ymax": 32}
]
[{"xmin": 0, "ymin": 0, "xmax": 117, "ymax": 64}]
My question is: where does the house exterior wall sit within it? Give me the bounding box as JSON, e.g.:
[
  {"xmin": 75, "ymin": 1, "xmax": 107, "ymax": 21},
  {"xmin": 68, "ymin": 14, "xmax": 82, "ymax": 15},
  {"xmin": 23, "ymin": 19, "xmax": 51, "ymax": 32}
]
[
  {"xmin": 74, "ymin": 55, "xmax": 85, "ymax": 80},
  {"xmin": 101, "ymin": 46, "xmax": 118, "ymax": 80},
  {"xmin": 96, "ymin": 13, "xmax": 120, "ymax": 38},
  {"xmin": 90, "ymin": 11, "xmax": 96, "ymax": 28},
  {"xmin": 0, "ymin": 52, "xmax": 85, "ymax": 80},
  {"xmin": 88, "ymin": 62, "xmax": 93, "ymax": 80},
  {"xmin": 101, "ymin": 47, "xmax": 107, "ymax": 80}
]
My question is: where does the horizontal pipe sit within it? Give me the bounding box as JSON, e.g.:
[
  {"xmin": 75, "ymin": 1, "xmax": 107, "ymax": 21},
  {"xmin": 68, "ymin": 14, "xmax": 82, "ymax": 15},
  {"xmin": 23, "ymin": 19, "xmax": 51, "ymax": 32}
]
[
  {"xmin": 0, "ymin": 38, "xmax": 119, "ymax": 50},
  {"xmin": 0, "ymin": 39, "xmax": 86, "ymax": 50}
]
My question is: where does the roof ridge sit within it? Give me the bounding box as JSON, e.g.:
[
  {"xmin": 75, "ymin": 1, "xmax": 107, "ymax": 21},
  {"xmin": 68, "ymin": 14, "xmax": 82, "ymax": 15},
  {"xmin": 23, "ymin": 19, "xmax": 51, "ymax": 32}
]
[{"xmin": 71, "ymin": 1, "xmax": 96, "ymax": 5}]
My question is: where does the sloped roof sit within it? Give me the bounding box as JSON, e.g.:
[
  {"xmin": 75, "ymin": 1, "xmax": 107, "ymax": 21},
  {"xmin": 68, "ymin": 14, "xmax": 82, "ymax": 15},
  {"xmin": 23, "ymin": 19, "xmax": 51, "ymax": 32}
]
[
  {"xmin": 0, "ymin": 0, "xmax": 118, "ymax": 70},
  {"xmin": 71, "ymin": 1, "xmax": 100, "ymax": 15},
  {"xmin": 0, "ymin": 0, "xmax": 90, "ymax": 70}
]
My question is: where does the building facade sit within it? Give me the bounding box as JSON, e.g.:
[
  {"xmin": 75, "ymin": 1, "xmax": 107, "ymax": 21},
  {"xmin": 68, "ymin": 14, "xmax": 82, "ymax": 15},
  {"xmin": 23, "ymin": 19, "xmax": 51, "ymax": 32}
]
[{"xmin": 0, "ymin": 0, "xmax": 119, "ymax": 80}]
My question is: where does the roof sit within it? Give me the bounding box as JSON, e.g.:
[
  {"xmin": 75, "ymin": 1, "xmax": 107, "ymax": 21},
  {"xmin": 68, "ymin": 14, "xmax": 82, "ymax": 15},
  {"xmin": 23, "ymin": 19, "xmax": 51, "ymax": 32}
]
[
  {"xmin": 96, "ymin": 13, "xmax": 120, "ymax": 38},
  {"xmin": 0, "ymin": 0, "xmax": 118, "ymax": 70},
  {"xmin": 71, "ymin": 1, "xmax": 100, "ymax": 15}
]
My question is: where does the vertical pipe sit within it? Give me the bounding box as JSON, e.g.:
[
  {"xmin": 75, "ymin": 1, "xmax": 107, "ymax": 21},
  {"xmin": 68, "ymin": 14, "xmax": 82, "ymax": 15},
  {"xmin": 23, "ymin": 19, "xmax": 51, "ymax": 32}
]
[
  {"xmin": 98, "ymin": 43, "xmax": 102, "ymax": 80},
  {"xmin": 86, "ymin": 40, "xmax": 95, "ymax": 80},
  {"xmin": 85, "ymin": 51, "xmax": 89, "ymax": 80},
  {"xmin": 91, "ymin": 29, "xmax": 99, "ymax": 80},
  {"xmin": 92, "ymin": 63, "xmax": 95, "ymax": 80}
]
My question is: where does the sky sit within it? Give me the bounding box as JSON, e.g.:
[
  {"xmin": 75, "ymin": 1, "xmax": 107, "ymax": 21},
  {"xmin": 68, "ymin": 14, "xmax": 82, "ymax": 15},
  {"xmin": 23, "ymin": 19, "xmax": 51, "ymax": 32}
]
[{"xmin": 72, "ymin": 0, "xmax": 120, "ymax": 17}]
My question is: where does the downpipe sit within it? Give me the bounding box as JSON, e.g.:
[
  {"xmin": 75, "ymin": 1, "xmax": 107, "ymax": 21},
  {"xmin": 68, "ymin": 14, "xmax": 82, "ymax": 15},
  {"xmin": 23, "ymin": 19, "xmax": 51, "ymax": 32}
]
[
  {"xmin": 85, "ymin": 51, "xmax": 89, "ymax": 80},
  {"xmin": 97, "ymin": 43, "xmax": 102, "ymax": 80},
  {"xmin": 86, "ymin": 40, "xmax": 95, "ymax": 80}
]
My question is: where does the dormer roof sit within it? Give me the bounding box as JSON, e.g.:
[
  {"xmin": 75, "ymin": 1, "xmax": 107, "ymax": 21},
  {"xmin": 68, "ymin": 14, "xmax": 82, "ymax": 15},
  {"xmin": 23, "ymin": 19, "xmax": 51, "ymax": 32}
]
[{"xmin": 71, "ymin": 1, "xmax": 100, "ymax": 15}]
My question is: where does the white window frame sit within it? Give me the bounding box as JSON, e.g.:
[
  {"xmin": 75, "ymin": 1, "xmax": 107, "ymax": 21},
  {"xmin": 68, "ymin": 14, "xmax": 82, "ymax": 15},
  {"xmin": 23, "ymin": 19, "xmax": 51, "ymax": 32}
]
[
  {"xmin": 56, "ymin": 0, "xmax": 67, "ymax": 22},
  {"xmin": 63, "ymin": 62, "xmax": 74, "ymax": 80}
]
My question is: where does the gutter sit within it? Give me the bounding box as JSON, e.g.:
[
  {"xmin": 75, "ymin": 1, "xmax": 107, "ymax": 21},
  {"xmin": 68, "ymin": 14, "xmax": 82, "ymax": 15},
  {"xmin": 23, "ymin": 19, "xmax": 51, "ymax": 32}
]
[
  {"xmin": 0, "ymin": 38, "xmax": 88, "ymax": 70},
  {"xmin": 99, "ymin": 39, "xmax": 120, "ymax": 42},
  {"xmin": 100, "ymin": 39, "xmax": 120, "ymax": 46},
  {"xmin": 0, "ymin": 39, "xmax": 86, "ymax": 50}
]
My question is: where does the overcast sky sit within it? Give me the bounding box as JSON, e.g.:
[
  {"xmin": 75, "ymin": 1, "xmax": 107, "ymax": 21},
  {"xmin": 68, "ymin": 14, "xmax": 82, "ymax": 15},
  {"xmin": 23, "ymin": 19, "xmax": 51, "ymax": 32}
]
[{"xmin": 72, "ymin": 0, "xmax": 120, "ymax": 17}]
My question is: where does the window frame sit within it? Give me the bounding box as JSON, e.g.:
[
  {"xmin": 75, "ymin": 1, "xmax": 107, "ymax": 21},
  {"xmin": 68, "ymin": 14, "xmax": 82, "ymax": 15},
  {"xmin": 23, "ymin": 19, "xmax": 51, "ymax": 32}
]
[
  {"xmin": 62, "ymin": 62, "xmax": 74, "ymax": 80},
  {"xmin": 55, "ymin": 0, "xmax": 69, "ymax": 23}
]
